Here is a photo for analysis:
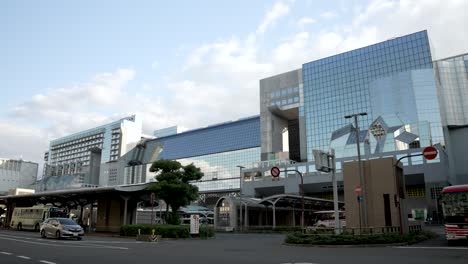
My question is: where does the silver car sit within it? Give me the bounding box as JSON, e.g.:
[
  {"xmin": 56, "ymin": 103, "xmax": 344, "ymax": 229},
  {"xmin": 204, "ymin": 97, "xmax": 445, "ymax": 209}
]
[{"xmin": 40, "ymin": 218, "xmax": 84, "ymax": 240}]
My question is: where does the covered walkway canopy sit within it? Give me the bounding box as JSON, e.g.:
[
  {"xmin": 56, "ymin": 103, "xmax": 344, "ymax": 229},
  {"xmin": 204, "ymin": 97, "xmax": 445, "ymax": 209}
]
[
  {"xmin": 259, "ymin": 194, "xmax": 344, "ymax": 210},
  {"xmin": 214, "ymin": 194, "xmax": 344, "ymax": 231},
  {"xmin": 0, "ymin": 183, "xmax": 153, "ymax": 232}
]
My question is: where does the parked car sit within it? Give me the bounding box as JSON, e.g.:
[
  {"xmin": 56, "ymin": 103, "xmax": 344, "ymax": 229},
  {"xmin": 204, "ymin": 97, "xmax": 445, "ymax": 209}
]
[{"xmin": 40, "ymin": 218, "xmax": 84, "ymax": 240}]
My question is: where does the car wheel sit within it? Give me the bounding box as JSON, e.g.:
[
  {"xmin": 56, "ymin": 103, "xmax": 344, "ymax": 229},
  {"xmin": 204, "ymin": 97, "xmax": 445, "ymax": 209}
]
[
  {"xmin": 55, "ymin": 230, "xmax": 61, "ymax": 240},
  {"xmin": 41, "ymin": 230, "xmax": 46, "ymax": 239},
  {"xmin": 34, "ymin": 224, "xmax": 40, "ymax": 232},
  {"xmin": 17, "ymin": 223, "xmax": 22, "ymax": 231}
]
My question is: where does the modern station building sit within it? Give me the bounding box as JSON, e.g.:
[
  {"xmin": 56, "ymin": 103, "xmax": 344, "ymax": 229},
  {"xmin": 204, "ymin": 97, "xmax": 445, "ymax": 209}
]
[
  {"xmin": 37, "ymin": 115, "xmax": 143, "ymax": 191},
  {"xmin": 241, "ymin": 30, "xmax": 468, "ymax": 222},
  {"xmin": 118, "ymin": 116, "xmax": 260, "ymax": 206},
  {"xmin": 34, "ymin": 30, "xmax": 468, "ymax": 224}
]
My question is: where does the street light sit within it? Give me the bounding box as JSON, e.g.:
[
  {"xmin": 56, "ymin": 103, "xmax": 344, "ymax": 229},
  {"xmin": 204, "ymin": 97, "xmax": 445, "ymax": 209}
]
[
  {"xmin": 345, "ymin": 112, "xmax": 368, "ymax": 228},
  {"xmin": 236, "ymin": 165, "xmax": 245, "ymax": 231}
]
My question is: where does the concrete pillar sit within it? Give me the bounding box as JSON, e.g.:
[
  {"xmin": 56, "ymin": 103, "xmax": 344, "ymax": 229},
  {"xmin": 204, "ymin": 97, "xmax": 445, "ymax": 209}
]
[
  {"xmin": 121, "ymin": 196, "xmax": 130, "ymax": 225},
  {"xmin": 88, "ymin": 203, "xmax": 94, "ymax": 233},
  {"xmin": 273, "ymin": 204, "xmax": 276, "ymax": 228},
  {"xmin": 292, "ymin": 206, "xmax": 296, "ymax": 226},
  {"xmin": 244, "ymin": 205, "xmax": 248, "ymax": 228}
]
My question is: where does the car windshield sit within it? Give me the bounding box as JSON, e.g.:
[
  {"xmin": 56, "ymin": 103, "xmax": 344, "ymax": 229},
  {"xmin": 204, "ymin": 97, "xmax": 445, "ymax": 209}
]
[{"xmin": 58, "ymin": 218, "xmax": 78, "ymax": 225}]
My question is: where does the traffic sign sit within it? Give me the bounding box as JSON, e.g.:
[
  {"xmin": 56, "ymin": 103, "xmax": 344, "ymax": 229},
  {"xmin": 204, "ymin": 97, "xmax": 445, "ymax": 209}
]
[
  {"xmin": 270, "ymin": 166, "xmax": 280, "ymax": 178},
  {"xmin": 354, "ymin": 186, "xmax": 362, "ymax": 194},
  {"xmin": 423, "ymin": 146, "xmax": 438, "ymax": 160}
]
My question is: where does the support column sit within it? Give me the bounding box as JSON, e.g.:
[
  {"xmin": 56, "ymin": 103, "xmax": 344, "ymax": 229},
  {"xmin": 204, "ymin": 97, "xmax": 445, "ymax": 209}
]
[
  {"xmin": 273, "ymin": 203, "xmax": 276, "ymax": 228},
  {"xmin": 88, "ymin": 202, "xmax": 94, "ymax": 233},
  {"xmin": 121, "ymin": 196, "xmax": 130, "ymax": 226}
]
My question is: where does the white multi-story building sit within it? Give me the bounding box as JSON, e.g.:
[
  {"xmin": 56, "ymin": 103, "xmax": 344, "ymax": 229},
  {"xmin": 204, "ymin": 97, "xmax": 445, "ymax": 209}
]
[
  {"xmin": 0, "ymin": 159, "xmax": 38, "ymax": 195},
  {"xmin": 38, "ymin": 115, "xmax": 142, "ymax": 191}
]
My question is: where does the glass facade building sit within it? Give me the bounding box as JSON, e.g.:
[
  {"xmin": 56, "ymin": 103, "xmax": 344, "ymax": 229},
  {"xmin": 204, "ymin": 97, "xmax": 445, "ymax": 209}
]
[
  {"xmin": 434, "ymin": 54, "xmax": 468, "ymax": 126},
  {"xmin": 302, "ymin": 30, "xmax": 436, "ymax": 160},
  {"xmin": 434, "ymin": 54, "xmax": 468, "ymax": 184},
  {"xmin": 122, "ymin": 116, "xmax": 261, "ymax": 192}
]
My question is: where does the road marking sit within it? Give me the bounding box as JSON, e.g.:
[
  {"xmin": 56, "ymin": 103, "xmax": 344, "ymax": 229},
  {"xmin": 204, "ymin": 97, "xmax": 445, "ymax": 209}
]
[
  {"xmin": 281, "ymin": 263, "xmax": 320, "ymax": 264},
  {"xmin": 17, "ymin": 255, "xmax": 31, "ymax": 259},
  {"xmin": 395, "ymin": 246, "xmax": 468, "ymax": 250},
  {"xmin": 0, "ymin": 234, "xmax": 128, "ymax": 250},
  {"xmin": 0, "ymin": 252, "xmax": 13, "ymax": 255},
  {"xmin": 39, "ymin": 261, "xmax": 57, "ymax": 264}
]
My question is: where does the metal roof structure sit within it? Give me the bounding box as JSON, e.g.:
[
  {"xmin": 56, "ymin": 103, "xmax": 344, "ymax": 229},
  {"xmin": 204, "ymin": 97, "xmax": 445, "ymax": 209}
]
[
  {"xmin": 0, "ymin": 183, "xmax": 152, "ymax": 207},
  {"xmin": 259, "ymin": 194, "xmax": 344, "ymax": 210}
]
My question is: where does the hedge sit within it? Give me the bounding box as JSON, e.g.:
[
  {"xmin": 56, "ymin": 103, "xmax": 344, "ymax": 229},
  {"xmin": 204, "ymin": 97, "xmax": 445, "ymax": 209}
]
[
  {"xmin": 120, "ymin": 224, "xmax": 214, "ymax": 239},
  {"xmin": 285, "ymin": 231, "xmax": 436, "ymax": 245}
]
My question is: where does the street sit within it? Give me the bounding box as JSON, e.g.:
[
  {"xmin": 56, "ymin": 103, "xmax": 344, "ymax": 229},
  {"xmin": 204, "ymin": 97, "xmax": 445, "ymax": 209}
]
[{"xmin": 0, "ymin": 229, "xmax": 467, "ymax": 264}]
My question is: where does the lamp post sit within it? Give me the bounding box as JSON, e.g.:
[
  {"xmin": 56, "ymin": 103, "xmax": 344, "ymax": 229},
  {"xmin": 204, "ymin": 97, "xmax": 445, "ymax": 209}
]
[
  {"xmin": 236, "ymin": 165, "xmax": 245, "ymax": 231},
  {"xmin": 344, "ymin": 112, "xmax": 368, "ymax": 228},
  {"xmin": 282, "ymin": 169, "xmax": 304, "ymax": 229}
]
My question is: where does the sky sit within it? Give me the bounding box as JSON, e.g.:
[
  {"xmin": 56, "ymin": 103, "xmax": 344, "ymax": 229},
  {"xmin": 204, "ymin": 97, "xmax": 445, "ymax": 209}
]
[{"xmin": 1, "ymin": 0, "xmax": 467, "ymax": 167}]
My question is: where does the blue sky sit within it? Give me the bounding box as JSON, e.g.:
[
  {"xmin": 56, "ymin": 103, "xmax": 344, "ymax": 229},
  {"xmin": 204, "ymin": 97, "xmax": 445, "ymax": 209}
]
[{"xmin": 1, "ymin": 0, "xmax": 467, "ymax": 165}]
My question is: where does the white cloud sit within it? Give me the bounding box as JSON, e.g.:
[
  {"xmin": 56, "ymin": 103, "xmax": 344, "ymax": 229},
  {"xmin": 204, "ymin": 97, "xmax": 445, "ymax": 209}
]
[
  {"xmin": 151, "ymin": 60, "xmax": 159, "ymax": 69},
  {"xmin": 3, "ymin": 0, "xmax": 467, "ymax": 166},
  {"xmin": 0, "ymin": 122, "xmax": 47, "ymax": 162},
  {"xmin": 320, "ymin": 11, "xmax": 338, "ymax": 19},
  {"xmin": 348, "ymin": 0, "xmax": 468, "ymax": 59},
  {"xmin": 256, "ymin": 1, "xmax": 291, "ymax": 34},
  {"xmin": 297, "ymin": 17, "xmax": 316, "ymax": 27}
]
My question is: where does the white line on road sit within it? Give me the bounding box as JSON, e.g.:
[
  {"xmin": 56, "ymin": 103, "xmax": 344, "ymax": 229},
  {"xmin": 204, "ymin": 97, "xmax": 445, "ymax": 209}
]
[
  {"xmin": 0, "ymin": 252, "xmax": 13, "ymax": 255},
  {"xmin": 281, "ymin": 263, "xmax": 320, "ymax": 264},
  {"xmin": 395, "ymin": 246, "xmax": 468, "ymax": 250},
  {"xmin": 0, "ymin": 234, "xmax": 128, "ymax": 250},
  {"xmin": 17, "ymin": 255, "xmax": 31, "ymax": 259},
  {"xmin": 39, "ymin": 260, "xmax": 57, "ymax": 264}
]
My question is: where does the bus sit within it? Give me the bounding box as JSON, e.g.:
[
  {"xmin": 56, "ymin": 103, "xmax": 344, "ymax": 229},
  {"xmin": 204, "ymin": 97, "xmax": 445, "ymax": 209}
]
[
  {"xmin": 440, "ymin": 185, "xmax": 468, "ymax": 242},
  {"xmin": 312, "ymin": 210, "xmax": 346, "ymax": 228},
  {"xmin": 10, "ymin": 205, "xmax": 68, "ymax": 232}
]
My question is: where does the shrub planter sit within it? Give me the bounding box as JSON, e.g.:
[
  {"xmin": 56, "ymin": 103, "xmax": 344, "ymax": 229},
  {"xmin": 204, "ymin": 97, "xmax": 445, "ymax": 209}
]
[{"xmin": 284, "ymin": 231, "xmax": 436, "ymax": 246}]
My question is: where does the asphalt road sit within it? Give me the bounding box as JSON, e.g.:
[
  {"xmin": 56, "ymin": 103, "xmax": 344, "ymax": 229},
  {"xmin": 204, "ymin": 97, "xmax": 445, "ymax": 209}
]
[{"xmin": 0, "ymin": 229, "xmax": 467, "ymax": 264}]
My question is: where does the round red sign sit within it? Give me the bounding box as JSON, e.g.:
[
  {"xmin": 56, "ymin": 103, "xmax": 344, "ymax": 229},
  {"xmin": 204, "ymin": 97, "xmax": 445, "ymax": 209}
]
[
  {"xmin": 354, "ymin": 186, "xmax": 362, "ymax": 194},
  {"xmin": 270, "ymin": 166, "xmax": 280, "ymax": 178},
  {"xmin": 423, "ymin": 146, "xmax": 438, "ymax": 160}
]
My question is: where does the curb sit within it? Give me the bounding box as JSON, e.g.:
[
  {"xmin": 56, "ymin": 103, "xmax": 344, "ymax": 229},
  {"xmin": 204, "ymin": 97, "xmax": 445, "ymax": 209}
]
[{"xmin": 283, "ymin": 242, "xmax": 408, "ymax": 248}]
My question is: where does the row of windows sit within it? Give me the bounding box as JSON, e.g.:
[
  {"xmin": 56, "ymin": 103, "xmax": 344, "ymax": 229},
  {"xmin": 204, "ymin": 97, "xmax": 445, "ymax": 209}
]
[
  {"xmin": 51, "ymin": 133, "xmax": 104, "ymax": 151},
  {"xmin": 270, "ymin": 86, "xmax": 299, "ymax": 98},
  {"xmin": 176, "ymin": 147, "xmax": 261, "ymax": 191},
  {"xmin": 270, "ymin": 96, "xmax": 300, "ymax": 106},
  {"xmin": 304, "ymin": 32, "xmax": 428, "ymax": 66},
  {"xmin": 304, "ymin": 52, "xmax": 430, "ymax": 75}
]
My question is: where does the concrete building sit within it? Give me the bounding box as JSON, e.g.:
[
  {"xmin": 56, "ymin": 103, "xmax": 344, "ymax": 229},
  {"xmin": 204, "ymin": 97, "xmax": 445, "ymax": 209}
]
[
  {"xmin": 37, "ymin": 115, "xmax": 142, "ymax": 191},
  {"xmin": 0, "ymin": 159, "xmax": 38, "ymax": 195}
]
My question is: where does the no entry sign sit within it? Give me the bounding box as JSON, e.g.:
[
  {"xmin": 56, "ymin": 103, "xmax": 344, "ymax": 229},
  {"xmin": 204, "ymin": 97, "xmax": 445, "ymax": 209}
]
[
  {"xmin": 423, "ymin": 146, "xmax": 438, "ymax": 160},
  {"xmin": 270, "ymin": 166, "xmax": 280, "ymax": 178}
]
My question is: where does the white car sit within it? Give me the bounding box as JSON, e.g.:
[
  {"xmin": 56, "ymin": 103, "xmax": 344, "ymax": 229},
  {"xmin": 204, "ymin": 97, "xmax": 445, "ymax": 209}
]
[{"xmin": 40, "ymin": 218, "xmax": 84, "ymax": 240}]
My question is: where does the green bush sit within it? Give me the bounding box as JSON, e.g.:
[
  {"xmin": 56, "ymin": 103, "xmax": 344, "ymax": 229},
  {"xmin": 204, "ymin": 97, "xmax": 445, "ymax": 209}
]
[
  {"xmin": 120, "ymin": 224, "xmax": 215, "ymax": 239},
  {"xmin": 199, "ymin": 225, "xmax": 215, "ymax": 239},
  {"xmin": 273, "ymin": 226, "xmax": 303, "ymax": 233},
  {"xmin": 285, "ymin": 231, "xmax": 436, "ymax": 245}
]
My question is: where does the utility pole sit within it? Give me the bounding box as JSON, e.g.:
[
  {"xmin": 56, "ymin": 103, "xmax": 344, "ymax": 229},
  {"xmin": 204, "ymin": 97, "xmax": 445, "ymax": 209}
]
[{"xmin": 345, "ymin": 112, "xmax": 368, "ymax": 228}]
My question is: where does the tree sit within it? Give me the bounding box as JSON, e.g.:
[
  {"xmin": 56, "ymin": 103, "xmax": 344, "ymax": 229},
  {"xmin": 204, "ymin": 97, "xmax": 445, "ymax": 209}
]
[{"xmin": 148, "ymin": 160, "xmax": 203, "ymax": 225}]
